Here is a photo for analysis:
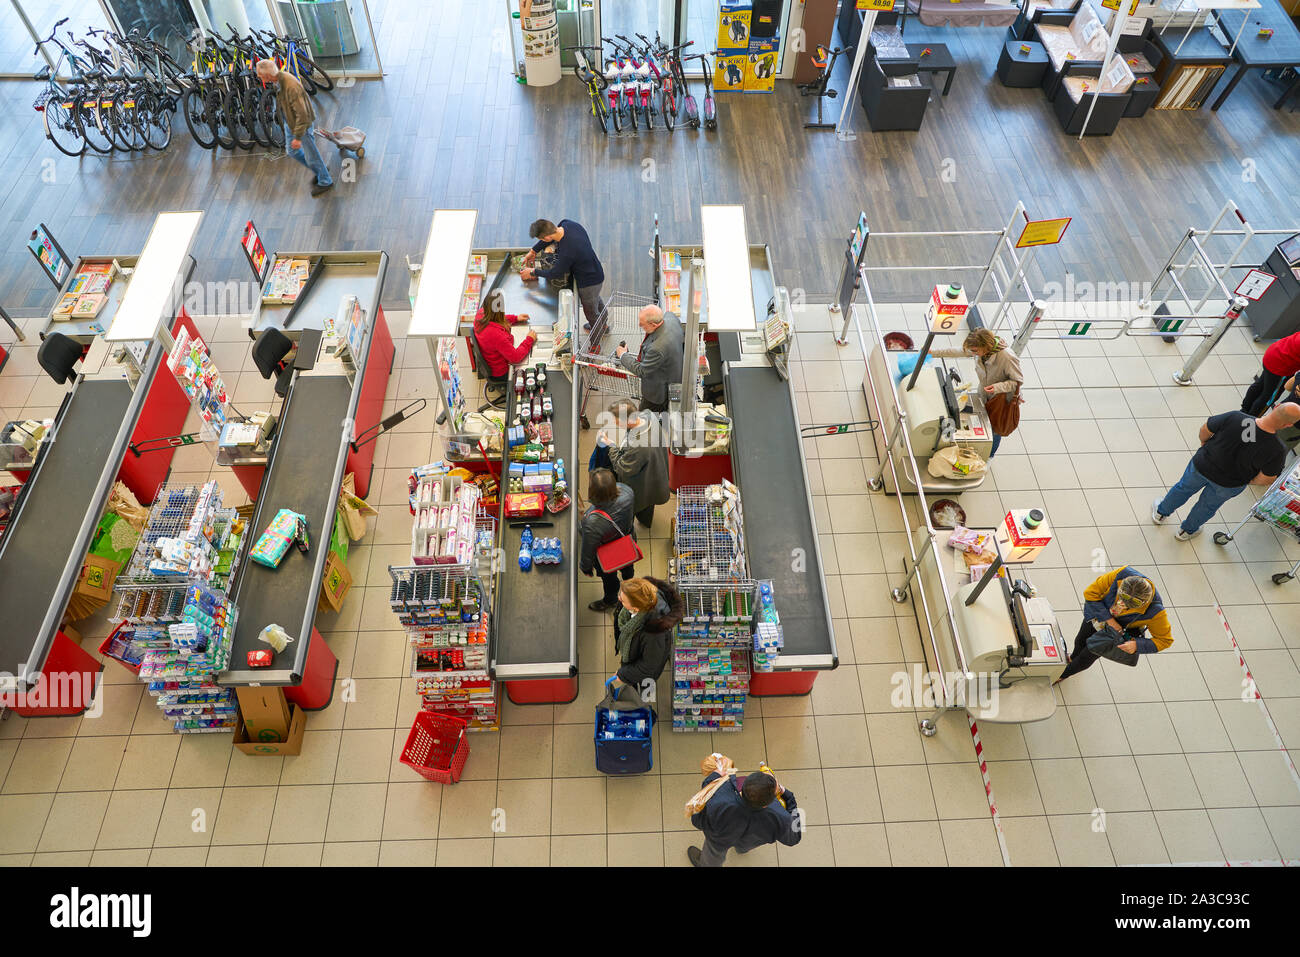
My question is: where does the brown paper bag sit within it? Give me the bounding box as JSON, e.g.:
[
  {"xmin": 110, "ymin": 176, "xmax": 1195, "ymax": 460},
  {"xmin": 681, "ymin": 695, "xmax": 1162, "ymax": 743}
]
[
  {"xmin": 338, "ymin": 472, "xmax": 378, "ymax": 541},
  {"xmin": 107, "ymin": 481, "xmax": 148, "ymax": 532}
]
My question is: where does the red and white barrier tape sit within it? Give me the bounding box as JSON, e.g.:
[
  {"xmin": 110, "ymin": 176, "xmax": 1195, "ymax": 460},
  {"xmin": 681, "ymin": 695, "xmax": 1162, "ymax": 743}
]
[
  {"xmin": 1214, "ymin": 603, "xmax": 1300, "ymax": 801},
  {"xmin": 968, "ymin": 713, "xmax": 1012, "ymax": 867}
]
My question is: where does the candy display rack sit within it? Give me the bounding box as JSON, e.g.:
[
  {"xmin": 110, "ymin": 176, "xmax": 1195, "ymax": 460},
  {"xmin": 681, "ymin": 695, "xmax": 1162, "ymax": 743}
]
[{"xmin": 101, "ymin": 480, "xmax": 245, "ymax": 733}]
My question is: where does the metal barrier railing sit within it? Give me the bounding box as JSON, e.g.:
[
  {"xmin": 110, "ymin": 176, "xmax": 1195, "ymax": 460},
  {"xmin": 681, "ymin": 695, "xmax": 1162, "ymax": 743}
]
[{"xmin": 851, "ymin": 267, "xmax": 973, "ymax": 699}]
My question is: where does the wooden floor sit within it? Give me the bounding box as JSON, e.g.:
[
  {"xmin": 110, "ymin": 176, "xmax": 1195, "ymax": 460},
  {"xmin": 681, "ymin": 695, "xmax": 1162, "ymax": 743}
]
[{"xmin": 0, "ymin": 1, "xmax": 1298, "ymax": 317}]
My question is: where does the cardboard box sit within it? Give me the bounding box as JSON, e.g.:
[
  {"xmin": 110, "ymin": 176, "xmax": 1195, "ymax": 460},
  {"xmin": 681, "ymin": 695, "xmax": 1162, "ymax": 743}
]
[
  {"xmin": 233, "ymin": 702, "xmax": 307, "ymax": 755},
  {"xmin": 718, "ymin": 3, "xmax": 752, "ymax": 48},
  {"xmin": 715, "ymin": 52, "xmax": 748, "ymax": 91},
  {"xmin": 235, "ymin": 686, "xmax": 291, "ymax": 742},
  {"xmin": 744, "ymin": 43, "xmax": 778, "ymax": 92},
  {"xmin": 75, "ymin": 555, "xmax": 120, "ymax": 604},
  {"xmin": 317, "ymin": 550, "xmax": 353, "ymax": 614}
]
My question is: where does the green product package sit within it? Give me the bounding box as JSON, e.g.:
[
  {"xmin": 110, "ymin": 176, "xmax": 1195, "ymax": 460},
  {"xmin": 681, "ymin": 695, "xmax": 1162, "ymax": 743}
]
[
  {"xmin": 89, "ymin": 512, "xmax": 140, "ymax": 565},
  {"xmin": 330, "ymin": 510, "xmax": 349, "ymax": 563}
]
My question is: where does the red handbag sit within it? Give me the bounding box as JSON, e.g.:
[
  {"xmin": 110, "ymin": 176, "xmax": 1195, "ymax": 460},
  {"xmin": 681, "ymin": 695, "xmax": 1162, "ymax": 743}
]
[{"xmin": 591, "ymin": 509, "xmax": 643, "ymax": 573}]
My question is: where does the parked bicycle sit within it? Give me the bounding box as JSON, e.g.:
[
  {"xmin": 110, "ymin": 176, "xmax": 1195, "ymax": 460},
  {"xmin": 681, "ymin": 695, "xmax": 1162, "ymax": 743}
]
[{"xmin": 567, "ymin": 44, "xmax": 610, "ymax": 134}]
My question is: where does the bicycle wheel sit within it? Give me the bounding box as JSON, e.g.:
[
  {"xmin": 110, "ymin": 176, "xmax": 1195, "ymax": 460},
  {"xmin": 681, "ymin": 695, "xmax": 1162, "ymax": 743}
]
[
  {"xmin": 244, "ymin": 87, "xmax": 270, "ymax": 147},
  {"xmin": 181, "ymin": 87, "xmax": 218, "ymax": 148},
  {"xmin": 43, "ymin": 96, "xmax": 86, "ymax": 157},
  {"xmin": 111, "ymin": 94, "xmax": 147, "ymax": 152},
  {"xmin": 663, "ymin": 91, "xmax": 676, "ymax": 131},
  {"xmin": 592, "ymin": 93, "xmax": 608, "ymax": 134},
  {"xmin": 207, "ymin": 88, "xmax": 235, "ymax": 150},
  {"xmin": 136, "ymin": 91, "xmax": 173, "ymax": 150},
  {"xmin": 224, "ymin": 89, "xmax": 256, "ymax": 150},
  {"xmin": 75, "ymin": 94, "xmax": 115, "ymax": 154},
  {"xmin": 298, "ymin": 54, "xmax": 333, "ymax": 92},
  {"xmin": 627, "ymin": 97, "xmax": 638, "ymax": 130},
  {"xmin": 610, "ymin": 98, "xmax": 623, "ymax": 133},
  {"xmin": 290, "ymin": 53, "xmax": 318, "ymax": 96},
  {"xmin": 259, "ymin": 88, "xmax": 286, "ymax": 149}
]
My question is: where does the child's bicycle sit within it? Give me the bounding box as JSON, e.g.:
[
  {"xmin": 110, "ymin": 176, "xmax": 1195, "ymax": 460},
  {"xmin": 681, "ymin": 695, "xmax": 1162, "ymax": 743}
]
[{"xmin": 566, "ymin": 44, "xmax": 610, "ymax": 134}]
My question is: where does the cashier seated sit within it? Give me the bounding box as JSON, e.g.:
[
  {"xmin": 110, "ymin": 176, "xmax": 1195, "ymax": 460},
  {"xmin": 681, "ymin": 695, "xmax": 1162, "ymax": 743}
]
[{"xmin": 473, "ymin": 291, "xmax": 536, "ymax": 387}]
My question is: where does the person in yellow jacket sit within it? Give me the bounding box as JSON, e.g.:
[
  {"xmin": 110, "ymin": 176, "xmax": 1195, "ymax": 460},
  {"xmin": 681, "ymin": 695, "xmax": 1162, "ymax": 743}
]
[{"xmin": 1055, "ymin": 566, "xmax": 1173, "ymax": 682}]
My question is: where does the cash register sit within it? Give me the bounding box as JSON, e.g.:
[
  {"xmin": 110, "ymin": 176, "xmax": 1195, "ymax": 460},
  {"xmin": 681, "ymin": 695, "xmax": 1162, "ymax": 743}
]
[{"xmin": 897, "ymin": 362, "xmax": 995, "ymax": 467}]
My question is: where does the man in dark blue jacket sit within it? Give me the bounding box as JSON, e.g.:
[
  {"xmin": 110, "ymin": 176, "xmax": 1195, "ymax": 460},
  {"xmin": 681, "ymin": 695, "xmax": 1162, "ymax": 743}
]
[
  {"xmin": 689, "ymin": 762, "xmax": 801, "ymax": 866},
  {"xmin": 521, "ymin": 218, "xmax": 606, "ymax": 331}
]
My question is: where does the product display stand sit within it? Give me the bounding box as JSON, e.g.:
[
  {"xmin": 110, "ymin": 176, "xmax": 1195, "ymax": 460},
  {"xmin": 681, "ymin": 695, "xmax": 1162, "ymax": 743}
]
[
  {"xmin": 670, "ymin": 482, "xmax": 756, "ymax": 731},
  {"xmin": 102, "ymin": 481, "xmax": 244, "ymax": 733}
]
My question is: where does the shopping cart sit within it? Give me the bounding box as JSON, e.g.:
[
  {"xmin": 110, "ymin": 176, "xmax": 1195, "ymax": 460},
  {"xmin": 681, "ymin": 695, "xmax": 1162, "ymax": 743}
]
[
  {"xmin": 314, "ymin": 125, "xmax": 366, "ymax": 159},
  {"xmin": 574, "ymin": 291, "xmax": 652, "ymax": 429},
  {"xmin": 399, "ymin": 711, "xmax": 470, "ymax": 783},
  {"xmin": 1213, "ymin": 458, "xmax": 1300, "ymax": 584}
]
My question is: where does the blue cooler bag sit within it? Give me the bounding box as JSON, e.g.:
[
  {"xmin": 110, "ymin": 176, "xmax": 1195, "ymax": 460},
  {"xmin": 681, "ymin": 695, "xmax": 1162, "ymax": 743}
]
[{"xmin": 594, "ymin": 684, "xmax": 655, "ymax": 775}]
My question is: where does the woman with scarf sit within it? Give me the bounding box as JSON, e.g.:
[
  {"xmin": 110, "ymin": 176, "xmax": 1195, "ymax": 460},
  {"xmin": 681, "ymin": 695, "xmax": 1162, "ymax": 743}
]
[{"xmin": 607, "ymin": 576, "xmax": 683, "ymax": 697}]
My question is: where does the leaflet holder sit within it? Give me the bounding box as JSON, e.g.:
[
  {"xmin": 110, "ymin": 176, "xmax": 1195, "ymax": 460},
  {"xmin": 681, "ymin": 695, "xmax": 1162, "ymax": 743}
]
[{"xmin": 351, "ymin": 397, "xmax": 427, "ymax": 452}]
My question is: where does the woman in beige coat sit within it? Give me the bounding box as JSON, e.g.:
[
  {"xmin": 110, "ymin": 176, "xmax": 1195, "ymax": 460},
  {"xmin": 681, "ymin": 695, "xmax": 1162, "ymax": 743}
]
[{"xmin": 930, "ymin": 328, "xmax": 1023, "ymax": 457}]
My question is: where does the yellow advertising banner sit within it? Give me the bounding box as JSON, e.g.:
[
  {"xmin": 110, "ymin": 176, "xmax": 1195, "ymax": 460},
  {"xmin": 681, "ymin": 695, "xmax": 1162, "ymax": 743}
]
[{"xmin": 1016, "ymin": 217, "xmax": 1073, "ymax": 248}]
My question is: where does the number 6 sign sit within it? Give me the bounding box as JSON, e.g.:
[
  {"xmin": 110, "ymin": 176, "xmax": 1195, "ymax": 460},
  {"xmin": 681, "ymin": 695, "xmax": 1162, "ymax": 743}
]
[{"xmin": 928, "ymin": 305, "xmax": 960, "ymax": 334}]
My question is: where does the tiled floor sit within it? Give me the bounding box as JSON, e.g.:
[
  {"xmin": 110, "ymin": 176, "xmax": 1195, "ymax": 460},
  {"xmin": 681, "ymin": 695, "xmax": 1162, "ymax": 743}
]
[{"xmin": 1, "ymin": 300, "xmax": 1298, "ymax": 867}]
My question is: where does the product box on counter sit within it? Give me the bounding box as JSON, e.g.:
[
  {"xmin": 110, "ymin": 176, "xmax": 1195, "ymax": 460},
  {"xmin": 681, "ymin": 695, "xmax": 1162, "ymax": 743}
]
[{"xmin": 233, "ymin": 702, "xmax": 307, "ymax": 755}]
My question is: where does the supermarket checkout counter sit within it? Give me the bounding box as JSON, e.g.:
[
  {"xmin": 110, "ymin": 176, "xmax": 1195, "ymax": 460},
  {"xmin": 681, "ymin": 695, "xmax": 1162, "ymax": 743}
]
[
  {"xmin": 913, "ymin": 528, "xmax": 1063, "ymax": 734},
  {"xmin": 7, "ymin": 253, "xmax": 199, "ymax": 501},
  {"xmin": 233, "ymin": 250, "xmax": 394, "ymax": 500},
  {"xmin": 713, "ymin": 246, "xmax": 838, "ymax": 694},
  {"xmin": 0, "ymin": 217, "xmax": 203, "ymax": 717},
  {"xmin": 218, "ymin": 253, "xmax": 391, "ymax": 711},
  {"xmin": 483, "ymin": 257, "xmax": 580, "ymax": 703}
]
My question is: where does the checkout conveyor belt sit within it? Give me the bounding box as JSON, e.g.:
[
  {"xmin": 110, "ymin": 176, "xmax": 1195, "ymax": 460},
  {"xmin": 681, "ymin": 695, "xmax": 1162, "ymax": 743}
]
[
  {"xmin": 492, "ymin": 372, "xmax": 578, "ymax": 679},
  {"xmin": 224, "ymin": 374, "xmax": 352, "ymax": 685},
  {"xmin": 726, "ymin": 364, "xmax": 837, "ymax": 669},
  {"xmin": 0, "ymin": 378, "xmax": 134, "ymax": 681}
]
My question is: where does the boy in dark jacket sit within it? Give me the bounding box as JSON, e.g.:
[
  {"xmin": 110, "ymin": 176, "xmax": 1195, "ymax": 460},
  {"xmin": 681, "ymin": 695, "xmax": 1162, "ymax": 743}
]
[{"xmin": 689, "ymin": 755, "xmax": 802, "ymax": 867}]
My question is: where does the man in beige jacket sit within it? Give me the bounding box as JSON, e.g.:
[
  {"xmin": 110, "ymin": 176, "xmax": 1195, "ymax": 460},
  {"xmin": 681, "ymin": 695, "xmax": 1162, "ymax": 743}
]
[{"xmin": 256, "ymin": 59, "xmax": 332, "ymax": 196}]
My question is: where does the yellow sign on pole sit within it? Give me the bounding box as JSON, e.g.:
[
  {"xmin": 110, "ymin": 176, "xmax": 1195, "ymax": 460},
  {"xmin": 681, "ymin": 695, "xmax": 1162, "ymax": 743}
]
[
  {"xmin": 1016, "ymin": 217, "xmax": 1073, "ymax": 249},
  {"xmin": 857, "ymin": 0, "xmax": 895, "ymax": 10}
]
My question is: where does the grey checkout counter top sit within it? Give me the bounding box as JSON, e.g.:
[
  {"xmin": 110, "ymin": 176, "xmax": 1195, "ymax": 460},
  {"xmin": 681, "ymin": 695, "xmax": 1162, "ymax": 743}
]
[
  {"xmin": 220, "ymin": 252, "xmax": 388, "ymax": 691},
  {"xmin": 0, "ymin": 344, "xmax": 164, "ymax": 693},
  {"xmin": 717, "ymin": 245, "xmax": 839, "ymax": 673},
  {"xmin": 485, "ymin": 252, "xmax": 580, "ymax": 682}
]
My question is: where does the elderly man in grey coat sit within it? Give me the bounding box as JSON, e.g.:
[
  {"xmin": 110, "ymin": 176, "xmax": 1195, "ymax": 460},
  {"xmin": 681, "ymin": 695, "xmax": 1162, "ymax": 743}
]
[
  {"xmin": 615, "ymin": 305, "xmax": 684, "ymax": 413},
  {"xmin": 602, "ymin": 399, "xmax": 671, "ymax": 530}
]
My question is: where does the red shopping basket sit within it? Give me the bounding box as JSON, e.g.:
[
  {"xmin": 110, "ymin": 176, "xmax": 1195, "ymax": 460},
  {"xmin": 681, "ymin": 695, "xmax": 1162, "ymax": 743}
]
[{"xmin": 400, "ymin": 711, "xmax": 470, "ymax": 784}]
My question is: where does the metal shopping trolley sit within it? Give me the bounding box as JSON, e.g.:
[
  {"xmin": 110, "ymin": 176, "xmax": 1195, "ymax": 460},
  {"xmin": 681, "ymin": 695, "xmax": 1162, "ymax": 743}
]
[
  {"xmin": 1213, "ymin": 458, "xmax": 1300, "ymax": 584},
  {"xmin": 574, "ymin": 291, "xmax": 652, "ymax": 429}
]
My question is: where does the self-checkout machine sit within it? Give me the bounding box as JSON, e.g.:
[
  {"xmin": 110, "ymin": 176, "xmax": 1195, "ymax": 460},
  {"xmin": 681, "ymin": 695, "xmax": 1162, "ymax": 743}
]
[
  {"xmin": 922, "ymin": 506, "xmax": 1064, "ymax": 735},
  {"xmin": 867, "ymin": 283, "xmax": 997, "ymax": 495}
]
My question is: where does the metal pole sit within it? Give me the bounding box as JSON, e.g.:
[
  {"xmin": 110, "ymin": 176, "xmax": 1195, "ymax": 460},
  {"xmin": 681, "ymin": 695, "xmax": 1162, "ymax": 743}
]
[
  {"xmin": 1138, "ymin": 228, "xmax": 1193, "ymax": 311},
  {"xmin": 1173, "ymin": 296, "xmax": 1247, "ymax": 386},
  {"xmin": 891, "ymin": 547, "xmax": 930, "ymax": 603},
  {"xmin": 869, "ymin": 413, "xmax": 907, "ymax": 491},
  {"xmin": 1009, "ymin": 299, "xmax": 1045, "ymax": 356},
  {"xmin": 906, "ymin": 331, "xmax": 936, "ymax": 392}
]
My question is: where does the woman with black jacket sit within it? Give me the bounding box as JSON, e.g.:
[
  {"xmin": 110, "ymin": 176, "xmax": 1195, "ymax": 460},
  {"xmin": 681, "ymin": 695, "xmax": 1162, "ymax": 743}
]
[
  {"xmin": 580, "ymin": 468, "xmax": 638, "ymax": 612},
  {"xmin": 609, "ymin": 576, "xmax": 683, "ymax": 693}
]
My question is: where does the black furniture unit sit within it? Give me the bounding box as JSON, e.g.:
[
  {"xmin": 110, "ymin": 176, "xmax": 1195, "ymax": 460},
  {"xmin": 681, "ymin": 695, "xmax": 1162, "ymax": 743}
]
[
  {"xmin": 908, "ymin": 42, "xmax": 955, "ymax": 95},
  {"xmin": 861, "ymin": 56, "xmax": 931, "ymax": 130},
  {"xmin": 1052, "ymin": 65, "xmax": 1131, "ymax": 134},
  {"xmin": 1208, "ymin": 0, "xmax": 1300, "ymax": 110},
  {"xmin": 1244, "ymin": 238, "xmax": 1300, "ymax": 340},
  {"xmin": 1007, "ymin": 0, "xmax": 1080, "ymax": 40},
  {"xmin": 1117, "ymin": 29, "xmax": 1164, "ymax": 116},
  {"xmin": 998, "ymin": 38, "xmax": 1050, "ymax": 86}
]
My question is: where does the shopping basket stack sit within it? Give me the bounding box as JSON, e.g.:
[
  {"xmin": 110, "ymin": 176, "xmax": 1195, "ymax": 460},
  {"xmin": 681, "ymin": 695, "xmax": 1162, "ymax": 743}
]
[{"xmin": 400, "ymin": 711, "xmax": 471, "ymax": 784}]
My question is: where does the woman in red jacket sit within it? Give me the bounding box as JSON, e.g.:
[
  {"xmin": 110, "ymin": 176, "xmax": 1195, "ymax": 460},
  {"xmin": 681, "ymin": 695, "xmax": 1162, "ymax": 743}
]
[
  {"xmin": 1242, "ymin": 330, "xmax": 1300, "ymax": 415},
  {"xmin": 474, "ymin": 292, "xmax": 536, "ymax": 380}
]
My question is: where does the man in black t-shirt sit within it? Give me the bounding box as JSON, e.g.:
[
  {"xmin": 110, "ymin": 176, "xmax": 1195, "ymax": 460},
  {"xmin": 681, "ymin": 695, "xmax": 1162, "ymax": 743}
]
[
  {"xmin": 1152, "ymin": 402, "xmax": 1300, "ymax": 541},
  {"xmin": 521, "ymin": 218, "xmax": 606, "ymax": 331}
]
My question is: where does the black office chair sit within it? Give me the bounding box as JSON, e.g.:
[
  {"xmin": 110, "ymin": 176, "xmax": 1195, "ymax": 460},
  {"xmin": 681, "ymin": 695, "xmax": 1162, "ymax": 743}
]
[
  {"xmin": 468, "ymin": 331, "xmax": 509, "ymax": 412},
  {"xmin": 251, "ymin": 327, "xmax": 295, "ymax": 397},
  {"xmin": 37, "ymin": 332, "xmax": 83, "ymax": 384}
]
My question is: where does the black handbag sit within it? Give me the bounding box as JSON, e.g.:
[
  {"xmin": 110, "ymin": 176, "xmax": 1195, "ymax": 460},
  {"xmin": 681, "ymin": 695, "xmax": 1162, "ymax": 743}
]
[{"xmin": 1086, "ymin": 624, "xmax": 1140, "ymax": 667}]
